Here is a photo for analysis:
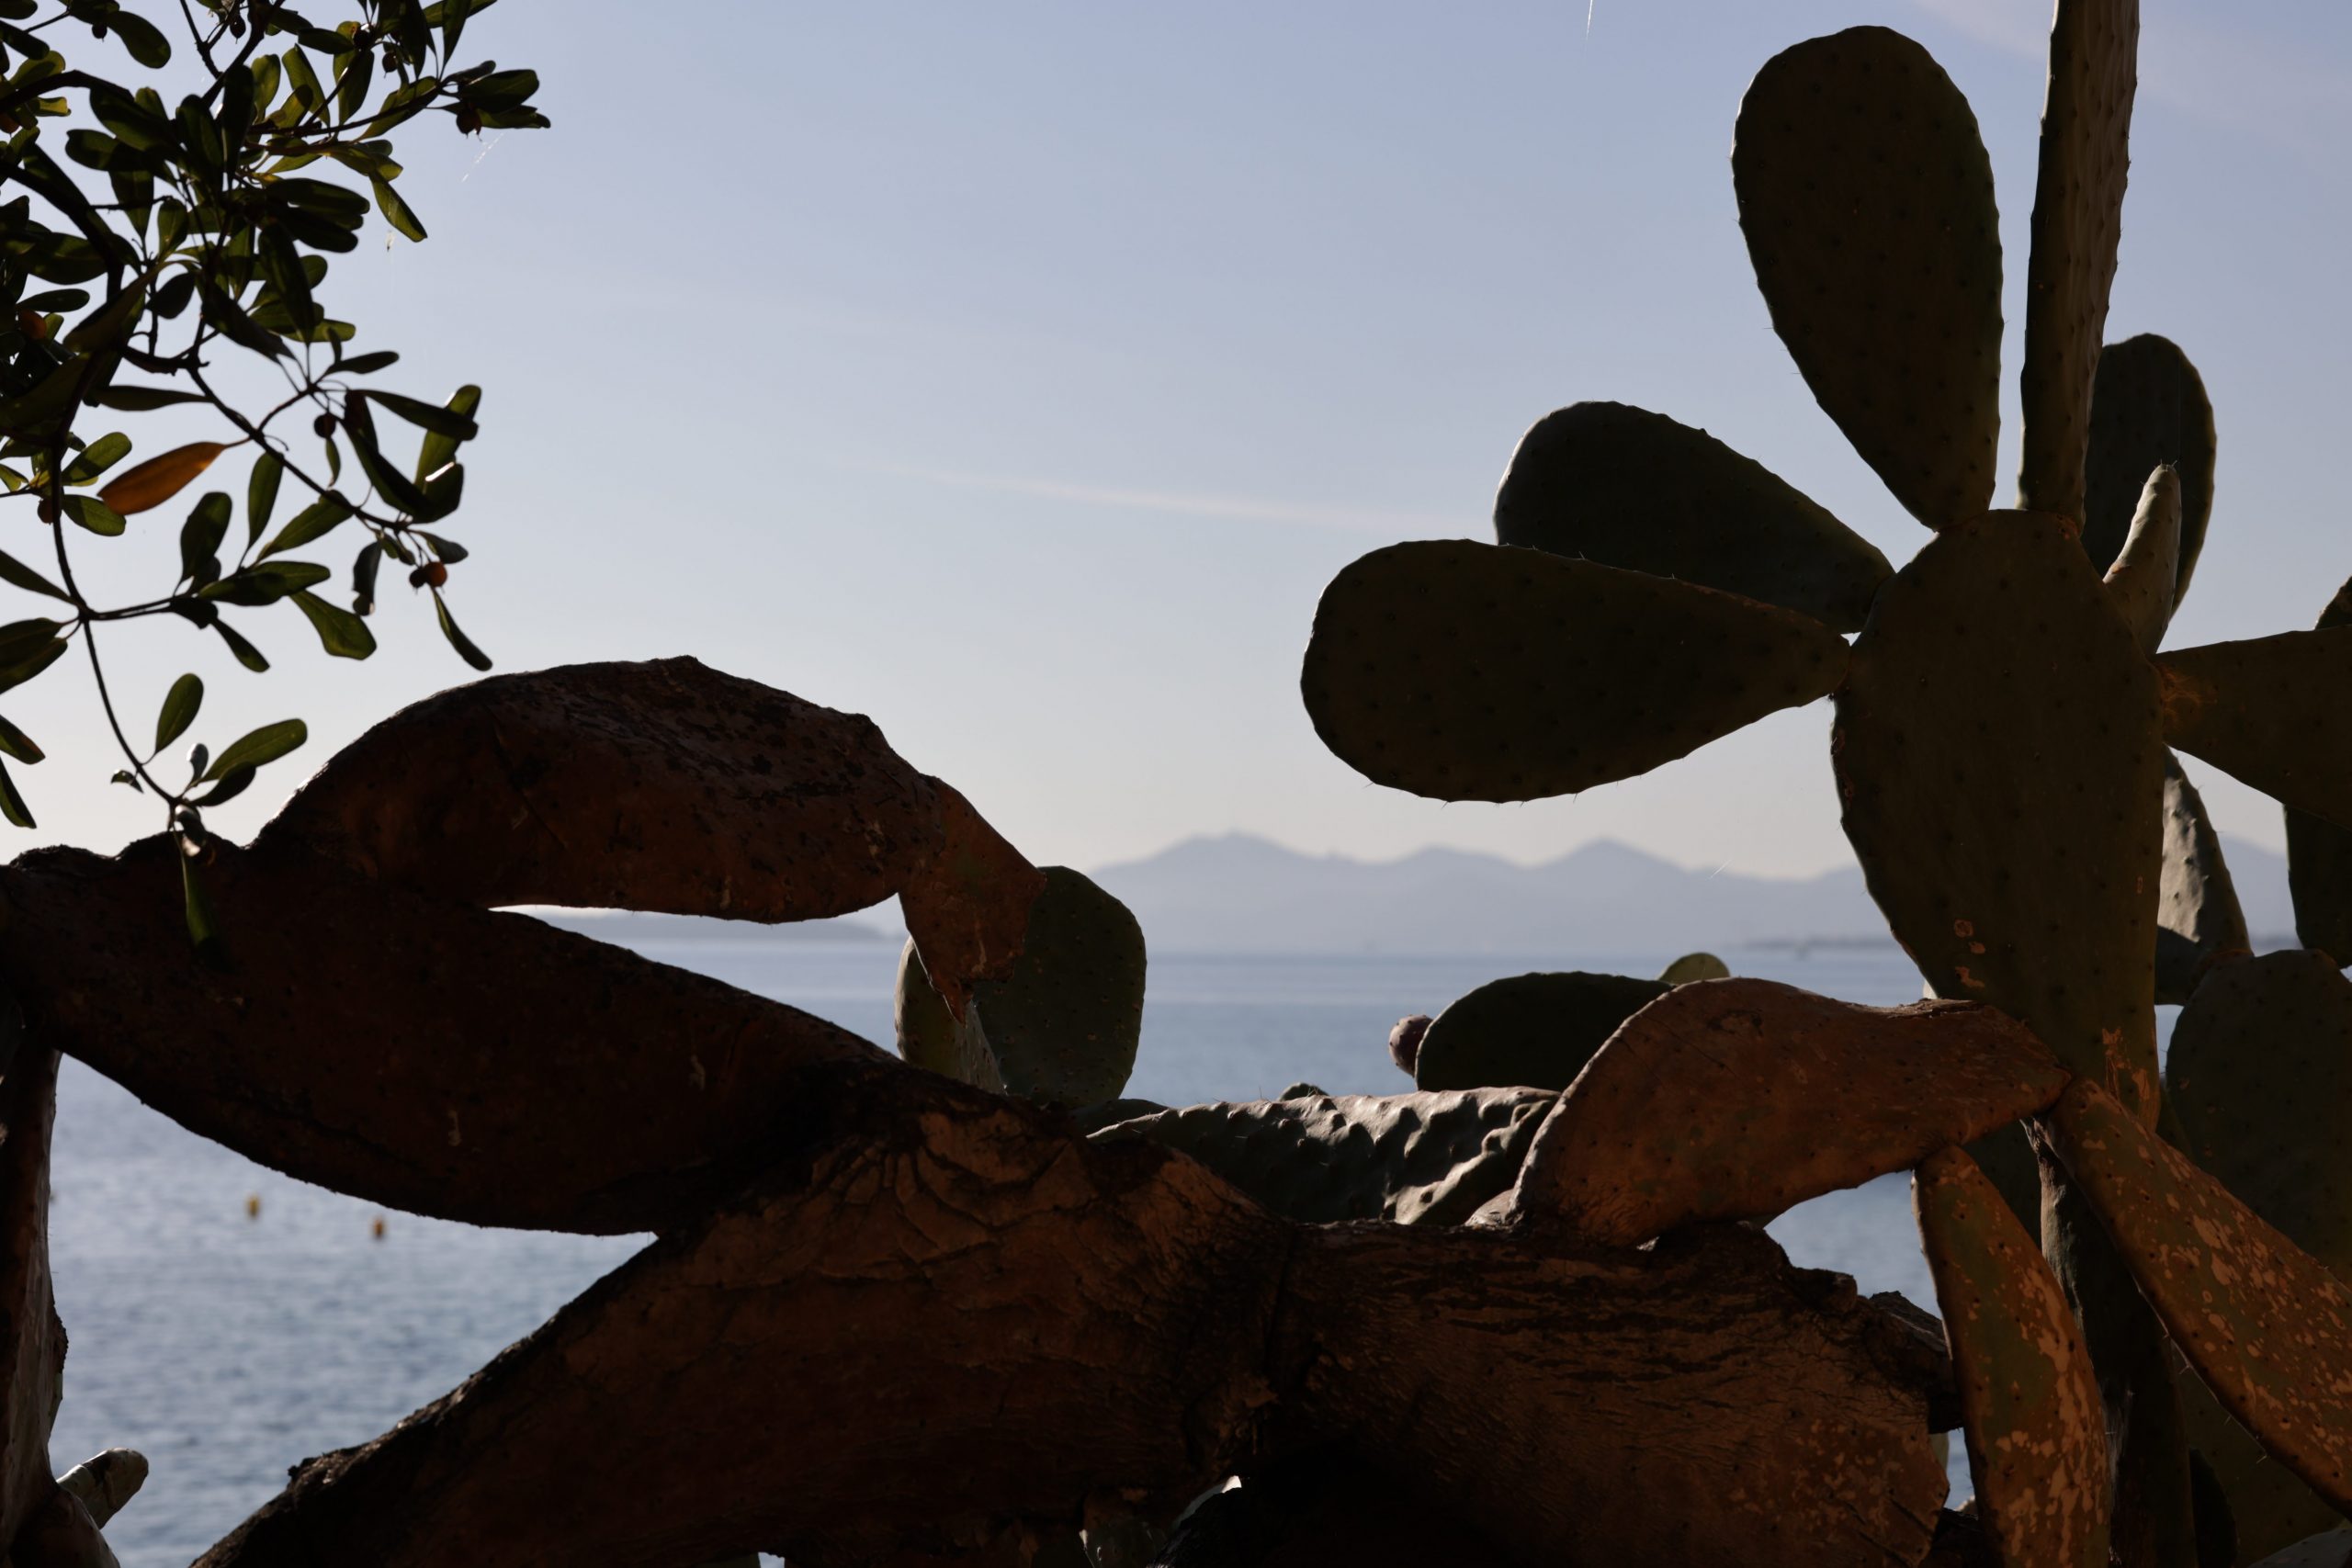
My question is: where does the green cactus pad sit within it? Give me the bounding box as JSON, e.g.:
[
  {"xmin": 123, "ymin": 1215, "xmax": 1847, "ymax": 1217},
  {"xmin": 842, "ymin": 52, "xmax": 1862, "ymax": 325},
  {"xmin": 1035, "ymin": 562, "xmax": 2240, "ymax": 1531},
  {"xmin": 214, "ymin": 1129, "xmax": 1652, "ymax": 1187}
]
[
  {"xmin": 1301, "ymin": 540, "xmax": 1849, "ymax": 803},
  {"xmin": 2085, "ymin": 335, "xmax": 2216, "ymax": 599},
  {"xmin": 1733, "ymin": 28, "xmax": 2003, "ymax": 528},
  {"xmin": 2246, "ymin": 1527, "xmax": 2352, "ymax": 1568},
  {"xmin": 1492, "ymin": 402, "xmax": 1891, "ymax": 631},
  {"xmin": 1914, "ymin": 1145, "xmax": 2109, "ymax": 1568},
  {"xmin": 2287, "ymin": 579, "xmax": 2352, "ymax": 964},
  {"xmin": 892, "ymin": 937, "xmax": 1001, "ymax": 1090},
  {"xmin": 2154, "ymin": 754, "xmax": 2252, "ymax": 1005},
  {"xmin": 2181, "ymin": 1333, "xmax": 2347, "ymax": 1564},
  {"xmin": 1412, "ymin": 970, "xmax": 1669, "ymax": 1092},
  {"xmin": 2017, "ymin": 0, "xmax": 2139, "ymax": 527},
  {"xmin": 1835, "ymin": 510, "xmax": 2165, "ymax": 1114},
  {"xmin": 2160, "ymin": 628, "xmax": 2352, "ymax": 834},
  {"xmin": 2103, "ymin": 465, "xmax": 2182, "ymax": 657},
  {"xmin": 966, "ymin": 866, "xmax": 1146, "ymax": 1109},
  {"xmin": 2048, "ymin": 1077, "xmax": 2352, "ymax": 1517},
  {"xmin": 1096, "ymin": 1088, "xmax": 1556, "ymax": 1226},
  {"xmin": 1656, "ymin": 952, "xmax": 1731, "ymax": 986},
  {"xmin": 1510, "ymin": 979, "xmax": 2067, "ymax": 1246},
  {"xmin": 2166, "ymin": 951, "xmax": 2352, "ymax": 1273}
]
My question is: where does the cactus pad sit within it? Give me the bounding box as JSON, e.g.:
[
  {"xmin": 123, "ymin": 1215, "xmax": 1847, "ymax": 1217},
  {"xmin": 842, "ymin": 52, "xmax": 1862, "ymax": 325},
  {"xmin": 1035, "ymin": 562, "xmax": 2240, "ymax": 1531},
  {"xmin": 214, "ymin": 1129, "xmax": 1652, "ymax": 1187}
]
[
  {"xmin": 2103, "ymin": 465, "xmax": 2182, "ymax": 656},
  {"xmin": 899, "ymin": 778, "xmax": 1049, "ymax": 1012},
  {"xmin": 2046, "ymin": 1077, "xmax": 2352, "ymax": 1516},
  {"xmin": 1509, "ymin": 979, "xmax": 2067, "ymax": 1245},
  {"xmin": 1412, "ymin": 970, "xmax": 1669, "ymax": 1092},
  {"xmin": 1835, "ymin": 511, "xmax": 2165, "ymax": 1115},
  {"xmin": 1733, "ymin": 28, "xmax": 2003, "ymax": 528},
  {"xmin": 1493, "ymin": 402, "xmax": 1891, "ymax": 630},
  {"xmin": 892, "ymin": 937, "xmax": 1001, "ymax": 1090},
  {"xmin": 2154, "ymin": 753, "xmax": 2251, "ymax": 1006},
  {"xmin": 1657, "ymin": 952, "xmax": 1731, "ymax": 986},
  {"xmin": 2017, "ymin": 0, "xmax": 2139, "ymax": 527},
  {"xmin": 965, "ymin": 866, "xmax": 1146, "ymax": 1109},
  {"xmin": 1094, "ymin": 1089, "xmax": 1556, "ymax": 1227},
  {"xmin": 2248, "ymin": 1529, "xmax": 2352, "ymax": 1568},
  {"xmin": 1914, "ymin": 1145, "xmax": 2109, "ymax": 1568},
  {"xmin": 2085, "ymin": 335, "xmax": 2216, "ymax": 599},
  {"xmin": 2159, "ymin": 627, "xmax": 2352, "ymax": 833},
  {"xmin": 1302, "ymin": 540, "xmax": 1849, "ymax": 802},
  {"xmin": 2165, "ymin": 950, "xmax": 2352, "ymax": 1273},
  {"xmin": 2286, "ymin": 578, "xmax": 2352, "ymax": 964}
]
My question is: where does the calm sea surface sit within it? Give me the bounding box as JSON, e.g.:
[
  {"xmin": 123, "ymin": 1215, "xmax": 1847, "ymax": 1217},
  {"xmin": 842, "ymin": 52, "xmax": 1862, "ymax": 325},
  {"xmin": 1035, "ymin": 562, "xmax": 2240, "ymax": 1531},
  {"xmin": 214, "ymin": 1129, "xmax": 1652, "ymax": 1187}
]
[{"xmin": 50, "ymin": 937, "xmax": 2067, "ymax": 1565}]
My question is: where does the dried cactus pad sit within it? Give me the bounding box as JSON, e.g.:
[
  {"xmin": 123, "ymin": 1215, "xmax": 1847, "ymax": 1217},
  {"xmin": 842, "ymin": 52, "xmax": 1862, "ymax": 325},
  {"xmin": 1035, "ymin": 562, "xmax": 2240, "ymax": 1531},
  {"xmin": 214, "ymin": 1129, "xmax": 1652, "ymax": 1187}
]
[
  {"xmin": 1301, "ymin": 540, "xmax": 1849, "ymax": 803},
  {"xmin": 1733, "ymin": 27, "xmax": 2003, "ymax": 528},
  {"xmin": 2154, "ymin": 752, "xmax": 2251, "ymax": 1006},
  {"xmin": 1493, "ymin": 402, "xmax": 1890, "ymax": 631},
  {"xmin": 967, "ymin": 867, "xmax": 1146, "ymax": 1110},
  {"xmin": 2046, "ymin": 1078, "xmax": 2352, "ymax": 1517},
  {"xmin": 2084, "ymin": 336, "xmax": 2216, "ymax": 599},
  {"xmin": 1835, "ymin": 511, "xmax": 2164, "ymax": 1115},
  {"xmin": 1914, "ymin": 1145, "xmax": 2109, "ymax": 1568},
  {"xmin": 258, "ymin": 657, "xmax": 947, "ymax": 923},
  {"xmin": 1510, "ymin": 979, "xmax": 2067, "ymax": 1246},
  {"xmin": 2287, "ymin": 578, "xmax": 2352, "ymax": 964},
  {"xmin": 1413, "ymin": 970, "xmax": 1669, "ymax": 1093},
  {"xmin": 1093, "ymin": 1089, "xmax": 1557, "ymax": 1227},
  {"xmin": 2159, "ymin": 627, "xmax": 2352, "ymax": 835},
  {"xmin": 2017, "ymin": 0, "xmax": 2139, "ymax": 528},
  {"xmin": 2166, "ymin": 950, "xmax": 2352, "ymax": 1274}
]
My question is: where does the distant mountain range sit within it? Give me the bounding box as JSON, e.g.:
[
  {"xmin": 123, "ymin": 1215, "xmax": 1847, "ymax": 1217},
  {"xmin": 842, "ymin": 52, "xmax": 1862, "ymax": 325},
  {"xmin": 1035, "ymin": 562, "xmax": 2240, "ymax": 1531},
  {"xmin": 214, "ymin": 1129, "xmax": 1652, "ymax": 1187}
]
[
  {"xmin": 1087, "ymin": 833, "xmax": 2298, "ymax": 957},
  {"xmin": 530, "ymin": 831, "xmax": 2299, "ymax": 958}
]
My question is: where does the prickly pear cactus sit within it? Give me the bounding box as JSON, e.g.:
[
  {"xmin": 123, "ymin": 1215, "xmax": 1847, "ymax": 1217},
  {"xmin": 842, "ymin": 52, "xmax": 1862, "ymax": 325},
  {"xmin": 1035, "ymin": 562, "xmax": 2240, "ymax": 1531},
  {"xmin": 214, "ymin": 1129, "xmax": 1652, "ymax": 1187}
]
[
  {"xmin": 1409, "ymin": 970, "xmax": 1668, "ymax": 1092},
  {"xmin": 1295, "ymin": 0, "xmax": 2352, "ymax": 1554}
]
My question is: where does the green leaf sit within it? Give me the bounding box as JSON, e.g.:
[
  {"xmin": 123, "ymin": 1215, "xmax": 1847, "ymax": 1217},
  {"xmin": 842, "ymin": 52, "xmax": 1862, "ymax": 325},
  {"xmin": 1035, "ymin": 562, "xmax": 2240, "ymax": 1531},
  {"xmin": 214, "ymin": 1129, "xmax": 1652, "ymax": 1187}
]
[
  {"xmin": 60, "ymin": 431, "xmax": 130, "ymax": 486},
  {"xmin": 369, "ymin": 174, "xmax": 426, "ymax": 243},
  {"xmin": 180, "ymin": 851, "xmax": 220, "ymax": 956},
  {"xmin": 191, "ymin": 765, "xmax": 254, "ymax": 807},
  {"xmin": 433, "ymin": 590, "xmax": 491, "ymax": 671},
  {"xmin": 363, "ymin": 389, "xmax": 476, "ymax": 441},
  {"xmin": 336, "ymin": 44, "xmax": 374, "ymax": 122},
  {"xmin": 108, "ymin": 9, "xmax": 171, "ymax": 67},
  {"xmin": 336, "ymin": 349, "xmax": 399, "ymax": 376},
  {"xmin": 256, "ymin": 492, "xmax": 351, "ymax": 558},
  {"xmin": 246, "ymin": 448, "xmax": 284, "ymax": 542},
  {"xmin": 415, "ymin": 384, "xmax": 481, "ymax": 481},
  {"xmin": 0, "ymin": 636, "xmax": 63, "ymax": 697},
  {"xmin": 0, "ymin": 757, "xmax": 32, "ymax": 829},
  {"xmin": 0, "ymin": 713, "xmax": 41, "ymax": 763},
  {"xmin": 0, "ymin": 619, "xmax": 63, "ymax": 668},
  {"xmin": 178, "ymin": 491, "xmax": 231, "ymax": 585},
  {"xmin": 280, "ymin": 47, "xmax": 324, "ymax": 124},
  {"xmin": 199, "ymin": 559, "xmax": 332, "ymax": 606},
  {"xmin": 414, "ymin": 532, "xmax": 467, "ymax": 563},
  {"xmin": 337, "ymin": 396, "xmax": 435, "ymax": 517},
  {"xmin": 109, "ymin": 769, "xmax": 141, "ymax": 793},
  {"xmin": 153, "ymin": 672, "xmax": 202, "ymax": 752},
  {"xmin": 205, "ymin": 717, "xmax": 307, "ymax": 780},
  {"xmin": 60, "ymin": 495, "xmax": 126, "ymax": 536},
  {"xmin": 290, "ymin": 590, "xmax": 377, "ymax": 660},
  {"xmin": 0, "ymin": 547, "xmax": 68, "ymax": 601},
  {"xmin": 88, "ymin": 383, "xmax": 206, "ymax": 412},
  {"xmin": 350, "ymin": 539, "xmax": 382, "ymax": 614},
  {"xmin": 213, "ymin": 619, "xmax": 268, "ymax": 671}
]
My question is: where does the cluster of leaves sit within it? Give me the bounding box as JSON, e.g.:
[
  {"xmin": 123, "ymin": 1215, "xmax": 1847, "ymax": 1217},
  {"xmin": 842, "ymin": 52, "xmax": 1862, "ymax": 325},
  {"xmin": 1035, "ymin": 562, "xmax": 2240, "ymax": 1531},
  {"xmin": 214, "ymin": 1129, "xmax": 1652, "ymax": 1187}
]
[{"xmin": 0, "ymin": 0, "xmax": 545, "ymax": 931}]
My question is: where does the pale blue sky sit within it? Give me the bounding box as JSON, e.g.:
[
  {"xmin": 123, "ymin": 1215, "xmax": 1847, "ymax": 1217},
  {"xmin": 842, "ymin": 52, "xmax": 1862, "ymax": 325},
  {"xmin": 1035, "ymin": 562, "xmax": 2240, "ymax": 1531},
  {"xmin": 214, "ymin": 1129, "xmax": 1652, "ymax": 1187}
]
[{"xmin": 19, "ymin": 0, "xmax": 2352, "ymax": 876}]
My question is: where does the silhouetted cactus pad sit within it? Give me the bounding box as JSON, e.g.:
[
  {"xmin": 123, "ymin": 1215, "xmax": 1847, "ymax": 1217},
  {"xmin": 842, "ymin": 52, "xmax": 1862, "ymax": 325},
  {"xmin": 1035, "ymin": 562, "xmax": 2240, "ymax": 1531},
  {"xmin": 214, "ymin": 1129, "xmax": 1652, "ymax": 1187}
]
[
  {"xmin": 2101, "ymin": 466, "xmax": 2182, "ymax": 657},
  {"xmin": 893, "ymin": 937, "xmax": 1000, "ymax": 1091},
  {"xmin": 2166, "ymin": 951, "xmax": 2352, "ymax": 1271},
  {"xmin": 1733, "ymin": 27, "xmax": 2003, "ymax": 528},
  {"xmin": 2249, "ymin": 1529, "xmax": 2352, "ymax": 1568},
  {"xmin": 1302, "ymin": 540, "xmax": 1849, "ymax": 803},
  {"xmin": 2159, "ymin": 627, "xmax": 2352, "ymax": 834},
  {"xmin": 1412, "ymin": 970, "xmax": 1668, "ymax": 1092},
  {"xmin": 2018, "ymin": 0, "xmax": 2139, "ymax": 528},
  {"xmin": 2286, "ymin": 578, "xmax": 2352, "ymax": 964},
  {"xmin": 2154, "ymin": 753, "xmax": 2250, "ymax": 1005},
  {"xmin": 1095, "ymin": 1088, "xmax": 1556, "ymax": 1226},
  {"xmin": 2048, "ymin": 1077, "xmax": 2352, "ymax": 1516},
  {"xmin": 1835, "ymin": 511, "xmax": 2163, "ymax": 1114},
  {"xmin": 1509, "ymin": 979, "xmax": 2066, "ymax": 1245},
  {"xmin": 1914, "ymin": 1145, "xmax": 2109, "ymax": 1568},
  {"xmin": 1494, "ymin": 402, "xmax": 1890, "ymax": 631},
  {"xmin": 967, "ymin": 866, "xmax": 1146, "ymax": 1109},
  {"xmin": 2085, "ymin": 336, "xmax": 2216, "ymax": 597}
]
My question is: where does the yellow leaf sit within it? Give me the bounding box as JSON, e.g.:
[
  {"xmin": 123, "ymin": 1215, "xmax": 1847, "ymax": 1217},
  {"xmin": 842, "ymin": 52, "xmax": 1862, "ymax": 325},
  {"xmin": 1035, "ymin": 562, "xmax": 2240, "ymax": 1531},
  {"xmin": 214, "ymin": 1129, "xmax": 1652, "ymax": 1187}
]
[{"xmin": 97, "ymin": 442, "xmax": 226, "ymax": 516}]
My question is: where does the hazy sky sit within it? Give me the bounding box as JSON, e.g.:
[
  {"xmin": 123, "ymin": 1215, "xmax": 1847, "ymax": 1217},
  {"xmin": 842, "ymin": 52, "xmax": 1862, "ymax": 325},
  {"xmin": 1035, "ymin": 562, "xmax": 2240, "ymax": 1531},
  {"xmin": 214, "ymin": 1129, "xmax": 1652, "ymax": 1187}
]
[{"xmin": 17, "ymin": 0, "xmax": 2352, "ymax": 877}]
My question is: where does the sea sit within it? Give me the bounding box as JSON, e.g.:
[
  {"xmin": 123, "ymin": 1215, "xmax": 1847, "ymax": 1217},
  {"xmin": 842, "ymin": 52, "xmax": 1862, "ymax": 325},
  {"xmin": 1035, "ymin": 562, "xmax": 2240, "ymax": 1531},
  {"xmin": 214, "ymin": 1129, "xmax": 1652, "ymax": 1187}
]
[{"xmin": 48, "ymin": 934, "xmax": 2081, "ymax": 1565}]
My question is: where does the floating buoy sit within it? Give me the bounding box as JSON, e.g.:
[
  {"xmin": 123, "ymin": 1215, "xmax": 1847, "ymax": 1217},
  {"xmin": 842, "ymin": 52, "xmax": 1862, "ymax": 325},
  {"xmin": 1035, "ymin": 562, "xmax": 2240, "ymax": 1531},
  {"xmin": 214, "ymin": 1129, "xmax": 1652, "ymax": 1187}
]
[
  {"xmin": 243, "ymin": 1193, "xmax": 260, "ymax": 1220},
  {"xmin": 370, "ymin": 1215, "xmax": 386, "ymax": 1241}
]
